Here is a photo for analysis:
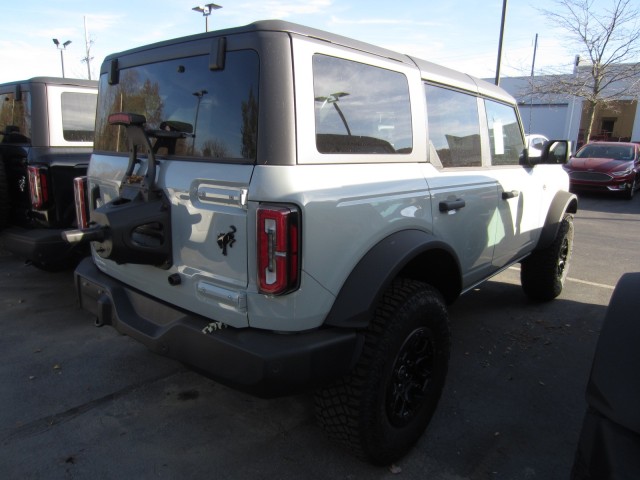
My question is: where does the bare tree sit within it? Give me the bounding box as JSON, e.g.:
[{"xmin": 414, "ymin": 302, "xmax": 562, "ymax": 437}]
[
  {"xmin": 81, "ymin": 16, "xmax": 95, "ymax": 80},
  {"xmin": 530, "ymin": 0, "xmax": 640, "ymax": 142}
]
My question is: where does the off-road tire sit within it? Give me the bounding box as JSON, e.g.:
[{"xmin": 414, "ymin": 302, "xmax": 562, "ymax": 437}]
[
  {"xmin": 314, "ymin": 279, "xmax": 450, "ymax": 466},
  {"xmin": 0, "ymin": 159, "xmax": 10, "ymax": 229},
  {"xmin": 521, "ymin": 215, "xmax": 574, "ymax": 301}
]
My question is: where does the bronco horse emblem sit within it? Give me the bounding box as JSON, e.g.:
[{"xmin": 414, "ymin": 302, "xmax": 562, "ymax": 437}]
[{"xmin": 217, "ymin": 225, "xmax": 236, "ymax": 256}]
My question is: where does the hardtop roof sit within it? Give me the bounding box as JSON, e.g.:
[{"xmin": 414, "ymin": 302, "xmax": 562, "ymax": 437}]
[
  {"xmin": 0, "ymin": 77, "xmax": 98, "ymax": 89},
  {"xmin": 101, "ymin": 19, "xmax": 512, "ymax": 103}
]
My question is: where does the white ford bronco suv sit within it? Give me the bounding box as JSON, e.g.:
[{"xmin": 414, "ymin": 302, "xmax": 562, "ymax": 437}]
[{"xmin": 65, "ymin": 20, "xmax": 577, "ymax": 465}]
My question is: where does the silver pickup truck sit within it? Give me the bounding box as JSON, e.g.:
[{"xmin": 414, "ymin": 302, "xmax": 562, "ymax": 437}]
[{"xmin": 64, "ymin": 20, "xmax": 577, "ymax": 465}]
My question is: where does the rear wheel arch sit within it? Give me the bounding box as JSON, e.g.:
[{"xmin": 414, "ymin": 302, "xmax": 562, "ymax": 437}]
[{"xmin": 323, "ymin": 229, "xmax": 461, "ymax": 329}]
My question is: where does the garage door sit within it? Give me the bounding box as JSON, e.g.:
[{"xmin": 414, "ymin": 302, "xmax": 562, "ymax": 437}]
[{"xmin": 519, "ymin": 103, "xmax": 568, "ymax": 138}]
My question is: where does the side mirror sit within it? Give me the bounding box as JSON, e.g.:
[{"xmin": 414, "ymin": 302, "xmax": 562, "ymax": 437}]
[{"xmin": 533, "ymin": 140, "xmax": 571, "ymax": 165}]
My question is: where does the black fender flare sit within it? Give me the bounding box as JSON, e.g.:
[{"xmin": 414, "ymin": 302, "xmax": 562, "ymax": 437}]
[
  {"xmin": 536, "ymin": 190, "xmax": 578, "ymax": 251},
  {"xmin": 323, "ymin": 229, "xmax": 461, "ymax": 329}
]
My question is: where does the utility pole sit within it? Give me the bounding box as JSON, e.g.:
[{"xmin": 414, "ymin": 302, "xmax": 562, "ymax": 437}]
[
  {"xmin": 495, "ymin": 0, "xmax": 508, "ymax": 86},
  {"xmin": 528, "ymin": 33, "xmax": 538, "ymax": 134}
]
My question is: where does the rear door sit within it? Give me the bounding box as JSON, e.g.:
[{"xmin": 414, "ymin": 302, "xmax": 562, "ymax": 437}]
[
  {"xmin": 424, "ymin": 83, "xmax": 499, "ymax": 287},
  {"xmin": 90, "ymin": 43, "xmax": 260, "ymax": 328}
]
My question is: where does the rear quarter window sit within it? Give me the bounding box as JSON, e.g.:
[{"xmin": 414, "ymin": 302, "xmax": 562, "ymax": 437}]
[
  {"xmin": 0, "ymin": 91, "xmax": 31, "ymax": 143},
  {"xmin": 313, "ymin": 55, "xmax": 412, "ymax": 154},
  {"xmin": 61, "ymin": 92, "xmax": 97, "ymax": 142}
]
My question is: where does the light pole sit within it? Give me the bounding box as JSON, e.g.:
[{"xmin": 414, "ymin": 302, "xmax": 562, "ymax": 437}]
[
  {"xmin": 192, "ymin": 3, "xmax": 222, "ymax": 32},
  {"xmin": 192, "ymin": 89, "xmax": 208, "ymax": 154},
  {"xmin": 53, "ymin": 38, "xmax": 72, "ymax": 78},
  {"xmin": 315, "ymin": 92, "xmax": 351, "ymax": 135}
]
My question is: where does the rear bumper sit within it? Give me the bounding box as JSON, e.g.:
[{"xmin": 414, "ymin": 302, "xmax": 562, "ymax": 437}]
[
  {"xmin": 74, "ymin": 257, "xmax": 363, "ymax": 398},
  {"xmin": 0, "ymin": 225, "xmax": 85, "ymax": 265}
]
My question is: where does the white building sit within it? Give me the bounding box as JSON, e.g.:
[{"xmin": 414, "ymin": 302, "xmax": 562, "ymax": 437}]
[{"xmin": 497, "ymin": 64, "xmax": 640, "ymax": 150}]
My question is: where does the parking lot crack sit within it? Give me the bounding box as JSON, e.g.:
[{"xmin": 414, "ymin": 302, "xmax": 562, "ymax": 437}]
[{"xmin": 1, "ymin": 368, "xmax": 183, "ymax": 444}]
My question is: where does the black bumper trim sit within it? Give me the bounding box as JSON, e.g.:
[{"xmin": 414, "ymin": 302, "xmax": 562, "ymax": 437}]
[
  {"xmin": 0, "ymin": 225, "xmax": 80, "ymax": 264},
  {"xmin": 74, "ymin": 258, "xmax": 363, "ymax": 398}
]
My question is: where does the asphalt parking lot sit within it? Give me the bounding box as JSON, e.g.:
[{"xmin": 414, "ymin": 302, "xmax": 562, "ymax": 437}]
[{"xmin": 1, "ymin": 193, "xmax": 638, "ymax": 479}]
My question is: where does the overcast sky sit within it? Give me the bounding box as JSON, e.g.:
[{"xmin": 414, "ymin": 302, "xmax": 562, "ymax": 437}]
[{"xmin": 0, "ymin": 0, "xmax": 629, "ymax": 84}]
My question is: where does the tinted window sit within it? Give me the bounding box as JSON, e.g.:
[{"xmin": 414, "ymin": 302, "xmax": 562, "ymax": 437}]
[
  {"xmin": 94, "ymin": 50, "xmax": 259, "ymax": 161},
  {"xmin": 313, "ymin": 55, "xmax": 412, "ymax": 154},
  {"xmin": 425, "ymin": 84, "xmax": 481, "ymax": 168},
  {"xmin": 485, "ymin": 100, "xmax": 524, "ymax": 166},
  {"xmin": 0, "ymin": 91, "xmax": 31, "ymax": 143},
  {"xmin": 61, "ymin": 92, "xmax": 97, "ymax": 142}
]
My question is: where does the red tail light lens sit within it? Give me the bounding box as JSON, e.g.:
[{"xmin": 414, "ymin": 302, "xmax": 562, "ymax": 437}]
[
  {"xmin": 27, "ymin": 166, "xmax": 49, "ymax": 209},
  {"xmin": 257, "ymin": 205, "xmax": 300, "ymax": 295},
  {"xmin": 73, "ymin": 176, "xmax": 89, "ymax": 229}
]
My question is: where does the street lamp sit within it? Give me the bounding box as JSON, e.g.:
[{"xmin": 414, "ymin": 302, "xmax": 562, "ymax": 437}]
[
  {"xmin": 192, "ymin": 89, "xmax": 208, "ymax": 154},
  {"xmin": 53, "ymin": 38, "xmax": 72, "ymax": 78},
  {"xmin": 192, "ymin": 3, "xmax": 222, "ymax": 32},
  {"xmin": 315, "ymin": 92, "xmax": 352, "ymax": 135}
]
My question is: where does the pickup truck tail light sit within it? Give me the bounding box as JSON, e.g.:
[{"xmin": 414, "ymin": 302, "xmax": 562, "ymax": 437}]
[
  {"xmin": 257, "ymin": 205, "xmax": 300, "ymax": 295},
  {"xmin": 27, "ymin": 166, "xmax": 49, "ymax": 209},
  {"xmin": 73, "ymin": 176, "xmax": 89, "ymax": 229}
]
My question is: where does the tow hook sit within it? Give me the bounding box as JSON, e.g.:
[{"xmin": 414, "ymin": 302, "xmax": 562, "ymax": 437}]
[{"xmin": 62, "ymin": 225, "xmax": 107, "ymax": 244}]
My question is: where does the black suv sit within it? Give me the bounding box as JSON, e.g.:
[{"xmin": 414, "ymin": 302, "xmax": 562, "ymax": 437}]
[{"xmin": 0, "ymin": 77, "xmax": 97, "ymax": 269}]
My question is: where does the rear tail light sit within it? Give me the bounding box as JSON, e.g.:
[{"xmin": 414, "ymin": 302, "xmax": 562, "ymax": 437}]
[
  {"xmin": 27, "ymin": 166, "xmax": 49, "ymax": 209},
  {"xmin": 257, "ymin": 204, "xmax": 300, "ymax": 295},
  {"xmin": 73, "ymin": 176, "xmax": 89, "ymax": 229}
]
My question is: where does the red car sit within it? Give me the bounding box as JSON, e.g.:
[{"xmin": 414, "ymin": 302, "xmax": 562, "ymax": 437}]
[{"xmin": 564, "ymin": 142, "xmax": 640, "ymax": 199}]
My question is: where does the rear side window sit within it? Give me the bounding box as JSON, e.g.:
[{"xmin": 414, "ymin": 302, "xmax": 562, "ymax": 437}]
[
  {"xmin": 425, "ymin": 84, "xmax": 481, "ymax": 168},
  {"xmin": 484, "ymin": 100, "xmax": 525, "ymax": 166},
  {"xmin": 313, "ymin": 55, "xmax": 412, "ymax": 154},
  {"xmin": 94, "ymin": 49, "xmax": 259, "ymax": 161},
  {"xmin": 0, "ymin": 91, "xmax": 31, "ymax": 143},
  {"xmin": 61, "ymin": 92, "xmax": 97, "ymax": 142}
]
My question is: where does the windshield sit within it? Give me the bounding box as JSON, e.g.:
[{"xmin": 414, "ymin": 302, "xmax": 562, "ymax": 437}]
[
  {"xmin": 576, "ymin": 144, "xmax": 634, "ymax": 161},
  {"xmin": 94, "ymin": 49, "xmax": 259, "ymax": 161}
]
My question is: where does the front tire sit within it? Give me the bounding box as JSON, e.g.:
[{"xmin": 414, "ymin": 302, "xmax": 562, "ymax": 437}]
[
  {"xmin": 315, "ymin": 279, "xmax": 450, "ymax": 465},
  {"xmin": 521, "ymin": 215, "xmax": 574, "ymax": 301}
]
